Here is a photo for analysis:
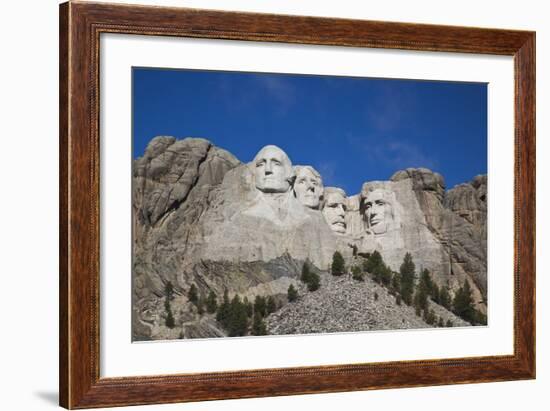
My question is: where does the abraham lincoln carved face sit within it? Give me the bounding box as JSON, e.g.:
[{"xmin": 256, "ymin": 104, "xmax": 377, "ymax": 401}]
[{"xmin": 362, "ymin": 188, "xmax": 394, "ymax": 235}]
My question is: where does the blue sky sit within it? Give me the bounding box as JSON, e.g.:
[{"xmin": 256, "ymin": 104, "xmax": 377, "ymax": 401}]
[{"xmin": 133, "ymin": 68, "xmax": 487, "ymax": 194}]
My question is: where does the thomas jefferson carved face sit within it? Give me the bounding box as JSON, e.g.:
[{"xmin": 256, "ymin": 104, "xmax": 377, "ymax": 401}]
[
  {"xmin": 322, "ymin": 188, "xmax": 347, "ymax": 234},
  {"xmin": 293, "ymin": 166, "xmax": 324, "ymax": 209},
  {"xmin": 253, "ymin": 145, "xmax": 293, "ymax": 193},
  {"xmin": 363, "ymin": 189, "xmax": 393, "ymax": 235}
]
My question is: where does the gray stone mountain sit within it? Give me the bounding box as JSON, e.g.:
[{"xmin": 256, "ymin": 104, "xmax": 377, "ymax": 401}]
[{"xmin": 132, "ymin": 136, "xmax": 487, "ymax": 340}]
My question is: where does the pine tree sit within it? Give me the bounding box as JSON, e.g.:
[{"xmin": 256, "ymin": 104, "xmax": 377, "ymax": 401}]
[
  {"xmin": 351, "ymin": 265, "xmax": 364, "ymax": 282},
  {"xmin": 413, "ymin": 267, "xmax": 431, "ymax": 312},
  {"xmin": 300, "ymin": 261, "xmax": 320, "ymax": 291},
  {"xmin": 432, "ymin": 284, "xmax": 441, "ymax": 305},
  {"xmin": 307, "ymin": 272, "xmax": 320, "ymax": 291},
  {"xmin": 243, "ymin": 296, "xmax": 253, "ymax": 318},
  {"xmin": 301, "ymin": 261, "xmax": 312, "ymax": 283},
  {"xmin": 251, "ymin": 313, "xmax": 268, "ymax": 336},
  {"xmin": 438, "ymin": 317, "xmax": 444, "ymax": 327},
  {"xmin": 197, "ymin": 296, "xmax": 205, "ymax": 316},
  {"xmin": 266, "ymin": 296, "xmax": 277, "ymax": 314},
  {"xmin": 429, "ymin": 310, "xmax": 437, "ymax": 325},
  {"xmin": 331, "ymin": 251, "xmax": 346, "ymax": 276},
  {"xmin": 364, "ymin": 250, "xmax": 383, "ymax": 274},
  {"xmin": 419, "ymin": 269, "xmax": 434, "ymax": 296},
  {"xmin": 164, "ymin": 281, "xmax": 174, "ymax": 301},
  {"xmin": 399, "ymin": 253, "xmax": 416, "ymax": 305},
  {"xmin": 380, "ymin": 265, "xmax": 392, "ymax": 286},
  {"xmin": 452, "ymin": 280, "xmax": 476, "ymax": 324},
  {"xmin": 419, "ymin": 269, "xmax": 442, "ymax": 304},
  {"xmin": 216, "ymin": 289, "xmax": 231, "ymax": 327},
  {"xmin": 206, "ymin": 290, "xmax": 218, "ymax": 314},
  {"xmin": 163, "ymin": 281, "xmax": 176, "ymax": 328},
  {"xmin": 391, "ymin": 272, "xmax": 402, "ymax": 295},
  {"xmin": 188, "ymin": 284, "xmax": 198, "ymax": 305},
  {"xmin": 413, "ymin": 285, "xmax": 428, "ymax": 312},
  {"xmin": 287, "ymin": 284, "xmax": 298, "ymax": 302},
  {"xmin": 164, "ymin": 299, "xmax": 175, "ymax": 328},
  {"xmin": 424, "ymin": 309, "xmax": 436, "ymax": 325},
  {"xmin": 474, "ymin": 310, "xmax": 488, "ymax": 326},
  {"xmin": 254, "ymin": 295, "xmax": 267, "ymax": 318},
  {"xmin": 228, "ymin": 295, "xmax": 248, "ymax": 337},
  {"xmin": 364, "ymin": 251, "xmax": 392, "ymax": 285},
  {"xmin": 446, "ymin": 319, "xmax": 454, "ymax": 327},
  {"xmin": 439, "ymin": 286, "xmax": 451, "ymax": 309}
]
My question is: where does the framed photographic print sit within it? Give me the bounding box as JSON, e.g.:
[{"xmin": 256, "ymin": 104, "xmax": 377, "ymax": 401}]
[{"xmin": 59, "ymin": 1, "xmax": 535, "ymax": 409}]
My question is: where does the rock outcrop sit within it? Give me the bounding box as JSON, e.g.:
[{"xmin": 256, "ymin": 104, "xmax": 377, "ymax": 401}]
[
  {"xmin": 132, "ymin": 137, "xmax": 487, "ymax": 340},
  {"xmin": 391, "ymin": 170, "xmax": 487, "ymax": 308},
  {"xmin": 266, "ymin": 274, "xmax": 469, "ymax": 335},
  {"xmin": 342, "ymin": 168, "xmax": 487, "ymax": 314},
  {"xmin": 199, "ymin": 164, "xmax": 339, "ymax": 270}
]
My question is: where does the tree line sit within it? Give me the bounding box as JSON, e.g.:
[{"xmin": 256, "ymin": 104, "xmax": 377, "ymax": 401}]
[
  {"xmin": 354, "ymin": 251, "xmax": 487, "ymax": 326},
  {"xmin": 215, "ymin": 291, "xmax": 278, "ymax": 337},
  {"xmin": 163, "ymin": 249, "xmax": 486, "ymax": 335},
  {"xmin": 162, "ymin": 281, "xmax": 284, "ymax": 337}
]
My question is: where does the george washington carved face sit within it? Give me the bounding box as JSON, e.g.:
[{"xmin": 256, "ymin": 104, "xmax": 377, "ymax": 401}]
[
  {"xmin": 253, "ymin": 145, "xmax": 294, "ymax": 193},
  {"xmin": 293, "ymin": 166, "xmax": 324, "ymax": 209}
]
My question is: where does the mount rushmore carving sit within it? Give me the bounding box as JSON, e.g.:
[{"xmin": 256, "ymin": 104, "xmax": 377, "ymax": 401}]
[{"xmin": 132, "ymin": 137, "xmax": 487, "ymax": 340}]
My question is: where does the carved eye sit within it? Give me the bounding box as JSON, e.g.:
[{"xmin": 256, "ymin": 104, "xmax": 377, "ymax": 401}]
[
  {"xmin": 365, "ymin": 202, "xmax": 372, "ymax": 209},
  {"xmin": 297, "ymin": 178, "xmax": 306, "ymax": 184},
  {"xmin": 256, "ymin": 160, "xmax": 265, "ymax": 167}
]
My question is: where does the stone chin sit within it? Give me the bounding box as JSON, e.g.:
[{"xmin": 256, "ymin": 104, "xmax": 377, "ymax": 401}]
[
  {"xmin": 330, "ymin": 222, "xmax": 347, "ymax": 234},
  {"xmin": 369, "ymin": 220, "xmax": 388, "ymax": 235},
  {"xmin": 256, "ymin": 177, "xmax": 290, "ymax": 193},
  {"xmin": 299, "ymin": 194, "xmax": 320, "ymax": 209}
]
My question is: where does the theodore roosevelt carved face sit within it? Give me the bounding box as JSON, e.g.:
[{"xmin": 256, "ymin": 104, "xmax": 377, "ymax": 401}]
[
  {"xmin": 322, "ymin": 187, "xmax": 347, "ymax": 234},
  {"xmin": 293, "ymin": 165, "xmax": 324, "ymax": 209},
  {"xmin": 253, "ymin": 145, "xmax": 294, "ymax": 193}
]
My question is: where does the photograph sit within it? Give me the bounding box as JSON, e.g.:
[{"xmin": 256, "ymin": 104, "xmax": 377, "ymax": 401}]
[{"xmin": 131, "ymin": 68, "xmax": 488, "ymax": 341}]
